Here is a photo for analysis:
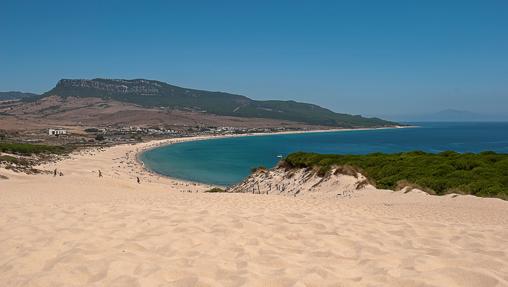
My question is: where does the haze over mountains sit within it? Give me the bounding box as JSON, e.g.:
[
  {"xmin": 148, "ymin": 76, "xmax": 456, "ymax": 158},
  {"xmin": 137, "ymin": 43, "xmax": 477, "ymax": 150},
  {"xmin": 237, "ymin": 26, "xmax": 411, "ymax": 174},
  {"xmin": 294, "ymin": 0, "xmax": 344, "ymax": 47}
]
[
  {"xmin": 380, "ymin": 109, "xmax": 508, "ymax": 122},
  {"xmin": 0, "ymin": 91, "xmax": 38, "ymax": 101}
]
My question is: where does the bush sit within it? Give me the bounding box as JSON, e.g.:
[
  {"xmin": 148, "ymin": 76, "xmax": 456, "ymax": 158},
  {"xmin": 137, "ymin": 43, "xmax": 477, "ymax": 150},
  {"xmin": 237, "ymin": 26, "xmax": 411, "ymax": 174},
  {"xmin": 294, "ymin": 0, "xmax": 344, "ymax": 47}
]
[
  {"xmin": 333, "ymin": 165, "xmax": 360, "ymax": 177},
  {"xmin": 204, "ymin": 187, "xmax": 226, "ymax": 193},
  {"xmin": 0, "ymin": 143, "xmax": 66, "ymax": 155},
  {"xmin": 0, "ymin": 155, "xmax": 30, "ymax": 166},
  {"xmin": 1, "ymin": 155, "xmax": 19, "ymax": 164},
  {"xmin": 316, "ymin": 166, "xmax": 330, "ymax": 177},
  {"xmin": 251, "ymin": 166, "xmax": 267, "ymax": 173},
  {"xmin": 284, "ymin": 151, "xmax": 508, "ymax": 199}
]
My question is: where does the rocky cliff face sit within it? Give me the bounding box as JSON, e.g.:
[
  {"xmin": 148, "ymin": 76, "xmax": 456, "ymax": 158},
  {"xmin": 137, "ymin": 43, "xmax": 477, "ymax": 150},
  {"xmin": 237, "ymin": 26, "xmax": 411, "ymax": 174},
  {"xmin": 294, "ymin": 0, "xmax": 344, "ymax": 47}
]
[
  {"xmin": 227, "ymin": 165, "xmax": 374, "ymax": 198},
  {"xmin": 57, "ymin": 79, "xmax": 161, "ymax": 95}
]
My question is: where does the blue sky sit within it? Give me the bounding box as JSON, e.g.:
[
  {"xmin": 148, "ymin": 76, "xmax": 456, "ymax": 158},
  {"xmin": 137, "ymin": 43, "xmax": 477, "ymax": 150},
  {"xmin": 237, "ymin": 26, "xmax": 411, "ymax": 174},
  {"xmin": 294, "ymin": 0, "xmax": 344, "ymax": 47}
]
[{"xmin": 1, "ymin": 0, "xmax": 507, "ymax": 116}]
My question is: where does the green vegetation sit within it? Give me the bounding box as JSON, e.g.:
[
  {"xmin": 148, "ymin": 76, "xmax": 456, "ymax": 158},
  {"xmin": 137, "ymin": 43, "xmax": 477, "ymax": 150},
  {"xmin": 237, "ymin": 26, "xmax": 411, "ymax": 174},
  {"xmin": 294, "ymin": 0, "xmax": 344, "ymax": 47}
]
[
  {"xmin": 38, "ymin": 78, "xmax": 397, "ymax": 128},
  {"xmin": 251, "ymin": 166, "xmax": 268, "ymax": 173},
  {"xmin": 0, "ymin": 155, "xmax": 29, "ymax": 165},
  {"xmin": 204, "ymin": 187, "xmax": 226, "ymax": 193},
  {"xmin": 0, "ymin": 143, "xmax": 66, "ymax": 155},
  {"xmin": 284, "ymin": 151, "xmax": 508, "ymax": 199}
]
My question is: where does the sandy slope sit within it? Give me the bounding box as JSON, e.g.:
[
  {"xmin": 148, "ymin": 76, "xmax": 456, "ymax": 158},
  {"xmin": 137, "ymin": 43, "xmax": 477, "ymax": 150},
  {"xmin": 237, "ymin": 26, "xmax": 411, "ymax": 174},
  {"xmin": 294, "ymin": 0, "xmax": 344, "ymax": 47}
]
[{"xmin": 1, "ymin": 137, "xmax": 508, "ymax": 287}]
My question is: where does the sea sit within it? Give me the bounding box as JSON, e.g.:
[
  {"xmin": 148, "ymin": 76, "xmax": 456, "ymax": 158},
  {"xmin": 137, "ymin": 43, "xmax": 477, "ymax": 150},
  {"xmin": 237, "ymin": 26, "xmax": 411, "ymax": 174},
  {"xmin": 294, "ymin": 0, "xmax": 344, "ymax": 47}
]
[{"xmin": 140, "ymin": 122, "xmax": 508, "ymax": 186}]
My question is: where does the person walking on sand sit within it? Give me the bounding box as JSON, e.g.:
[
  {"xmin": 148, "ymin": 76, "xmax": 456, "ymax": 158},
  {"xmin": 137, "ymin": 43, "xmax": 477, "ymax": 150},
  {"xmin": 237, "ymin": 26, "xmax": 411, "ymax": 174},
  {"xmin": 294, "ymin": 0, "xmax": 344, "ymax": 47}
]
[
  {"xmin": 98, "ymin": 170, "xmax": 102, "ymax": 178},
  {"xmin": 137, "ymin": 177, "xmax": 140, "ymax": 184},
  {"xmin": 53, "ymin": 169, "xmax": 57, "ymax": 177}
]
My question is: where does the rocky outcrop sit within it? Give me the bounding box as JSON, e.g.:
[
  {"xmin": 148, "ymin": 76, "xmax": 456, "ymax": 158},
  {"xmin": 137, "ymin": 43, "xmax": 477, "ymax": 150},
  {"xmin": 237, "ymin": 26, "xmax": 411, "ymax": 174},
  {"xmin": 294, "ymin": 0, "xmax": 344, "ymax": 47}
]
[
  {"xmin": 57, "ymin": 79, "xmax": 161, "ymax": 95},
  {"xmin": 227, "ymin": 165, "xmax": 374, "ymax": 198}
]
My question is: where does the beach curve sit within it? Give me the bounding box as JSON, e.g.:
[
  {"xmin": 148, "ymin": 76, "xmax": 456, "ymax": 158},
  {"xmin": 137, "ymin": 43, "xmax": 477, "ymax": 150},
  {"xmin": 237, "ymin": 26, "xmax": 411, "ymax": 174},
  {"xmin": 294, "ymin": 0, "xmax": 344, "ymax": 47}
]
[{"xmin": 1, "ymin": 127, "xmax": 508, "ymax": 287}]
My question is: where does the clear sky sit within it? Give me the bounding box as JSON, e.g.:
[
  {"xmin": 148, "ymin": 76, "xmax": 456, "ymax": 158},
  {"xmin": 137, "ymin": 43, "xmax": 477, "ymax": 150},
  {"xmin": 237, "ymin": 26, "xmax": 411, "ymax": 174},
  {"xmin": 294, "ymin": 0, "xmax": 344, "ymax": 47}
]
[{"xmin": 1, "ymin": 0, "xmax": 507, "ymax": 116}]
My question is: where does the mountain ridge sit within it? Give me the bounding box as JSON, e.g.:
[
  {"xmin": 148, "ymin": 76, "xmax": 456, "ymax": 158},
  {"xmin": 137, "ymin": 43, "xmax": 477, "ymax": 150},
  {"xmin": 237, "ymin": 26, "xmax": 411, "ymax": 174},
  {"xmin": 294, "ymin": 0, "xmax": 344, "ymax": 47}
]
[
  {"xmin": 38, "ymin": 78, "xmax": 396, "ymax": 128},
  {"xmin": 0, "ymin": 91, "xmax": 38, "ymax": 101}
]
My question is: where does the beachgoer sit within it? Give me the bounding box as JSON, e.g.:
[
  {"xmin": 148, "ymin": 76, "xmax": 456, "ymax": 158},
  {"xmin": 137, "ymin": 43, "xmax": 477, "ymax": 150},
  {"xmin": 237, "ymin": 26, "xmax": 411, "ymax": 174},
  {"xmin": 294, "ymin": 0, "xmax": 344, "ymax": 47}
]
[
  {"xmin": 137, "ymin": 177, "xmax": 140, "ymax": 184},
  {"xmin": 98, "ymin": 170, "xmax": 102, "ymax": 177},
  {"xmin": 59, "ymin": 172, "xmax": 63, "ymax": 176},
  {"xmin": 53, "ymin": 169, "xmax": 57, "ymax": 177}
]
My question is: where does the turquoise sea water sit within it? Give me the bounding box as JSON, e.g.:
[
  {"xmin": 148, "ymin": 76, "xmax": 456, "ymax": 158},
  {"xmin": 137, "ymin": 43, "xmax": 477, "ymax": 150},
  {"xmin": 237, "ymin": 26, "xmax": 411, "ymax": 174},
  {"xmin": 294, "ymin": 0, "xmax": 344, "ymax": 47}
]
[{"xmin": 140, "ymin": 122, "xmax": 508, "ymax": 186}]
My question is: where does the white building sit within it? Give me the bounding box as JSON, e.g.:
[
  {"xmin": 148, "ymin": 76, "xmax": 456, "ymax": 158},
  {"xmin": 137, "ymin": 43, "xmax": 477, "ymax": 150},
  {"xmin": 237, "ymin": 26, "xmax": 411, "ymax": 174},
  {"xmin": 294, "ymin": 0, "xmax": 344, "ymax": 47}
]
[{"xmin": 48, "ymin": 128, "xmax": 67, "ymax": 136}]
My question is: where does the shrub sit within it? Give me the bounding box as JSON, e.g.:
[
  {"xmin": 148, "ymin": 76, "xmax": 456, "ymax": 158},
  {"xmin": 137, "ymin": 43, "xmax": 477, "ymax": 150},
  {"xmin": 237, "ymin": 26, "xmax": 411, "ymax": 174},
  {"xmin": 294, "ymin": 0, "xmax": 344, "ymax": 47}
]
[
  {"xmin": 284, "ymin": 151, "xmax": 508, "ymax": 199},
  {"xmin": 333, "ymin": 165, "xmax": 360, "ymax": 177},
  {"xmin": 251, "ymin": 166, "xmax": 267, "ymax": 173},
  {"xmin": 0, "ymin": 155, "xmax": 30, "ymax": 166},
  {"xmin": 316, "ymin": 165, "xmax": 330, "ymax": 177},
  {"xmin": 205, "ymin": 187, "xmax": 226, "ymax": 193},
  {"xmin": 0, "ymin": 143, "xmax": 66, "ymax": 155}
]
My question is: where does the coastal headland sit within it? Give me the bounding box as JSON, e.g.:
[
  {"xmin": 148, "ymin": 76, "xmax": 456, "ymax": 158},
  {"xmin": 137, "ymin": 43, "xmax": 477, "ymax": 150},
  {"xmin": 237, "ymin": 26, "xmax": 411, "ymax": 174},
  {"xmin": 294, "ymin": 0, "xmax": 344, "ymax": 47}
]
[{"xmin": 1, "ymin": 130, "xmax": 508, "ymax": 286}]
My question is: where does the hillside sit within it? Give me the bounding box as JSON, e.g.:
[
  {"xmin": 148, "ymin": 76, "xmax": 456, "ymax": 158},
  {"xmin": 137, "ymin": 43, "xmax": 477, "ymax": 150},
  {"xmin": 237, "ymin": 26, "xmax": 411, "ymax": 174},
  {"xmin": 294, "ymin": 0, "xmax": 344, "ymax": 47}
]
[
  {"xmin": 0, "ymin": 91, "xmax": 38, "ymax": 101},
  {"xmin": 282, "ymin": 151, "xmax": 508, "ymax": 199},
  {"xmin": 226, "ymin": 151, "xmax": 508, "ymax": 199},
  {"xmin": 226, "ymin": 165, "xmax": 372, "ymax": 198},
  {"xmin": 0, "ymin": 95, "xmax": 333, "ymax": 131},
  {"xmin": 39, "ymin": 78, "xmax": 396, "ymax": 128}
]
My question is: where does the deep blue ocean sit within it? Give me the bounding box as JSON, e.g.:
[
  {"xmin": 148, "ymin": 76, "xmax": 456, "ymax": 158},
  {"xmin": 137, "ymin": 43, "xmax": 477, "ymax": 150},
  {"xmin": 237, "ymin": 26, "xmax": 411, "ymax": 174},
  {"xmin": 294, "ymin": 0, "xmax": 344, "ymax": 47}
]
[{"xmin": 140, "ymin": 122, "xmax": 508, "ymax": 186}]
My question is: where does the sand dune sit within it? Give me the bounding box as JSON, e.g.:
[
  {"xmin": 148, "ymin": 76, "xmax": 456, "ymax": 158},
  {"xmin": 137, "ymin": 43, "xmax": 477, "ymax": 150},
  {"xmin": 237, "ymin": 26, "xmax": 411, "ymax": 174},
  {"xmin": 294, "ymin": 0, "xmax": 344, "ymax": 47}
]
[{"xmin": 1, "ymin": 138, "xmax": 508, "ymax": 286}]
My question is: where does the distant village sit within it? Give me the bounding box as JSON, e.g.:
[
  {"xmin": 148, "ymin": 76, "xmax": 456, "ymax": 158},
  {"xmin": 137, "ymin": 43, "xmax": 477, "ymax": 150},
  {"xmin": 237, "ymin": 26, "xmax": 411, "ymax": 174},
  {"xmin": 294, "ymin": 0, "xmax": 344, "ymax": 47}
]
[{"xmin": 4, "ymin": 125, "xmax": 301, "ymax": 147}]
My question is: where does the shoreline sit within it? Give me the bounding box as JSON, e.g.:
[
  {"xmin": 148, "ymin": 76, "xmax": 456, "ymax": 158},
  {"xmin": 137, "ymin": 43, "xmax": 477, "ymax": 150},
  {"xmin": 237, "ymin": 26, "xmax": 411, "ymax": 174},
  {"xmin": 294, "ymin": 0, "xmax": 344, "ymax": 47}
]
[
  {"xmin": 2, "ymin": 125, "xmax": 508, "ymax": 286},
  {"xmin": 135, "ymin": 125, "xmax": 414, "ymax": 186}
]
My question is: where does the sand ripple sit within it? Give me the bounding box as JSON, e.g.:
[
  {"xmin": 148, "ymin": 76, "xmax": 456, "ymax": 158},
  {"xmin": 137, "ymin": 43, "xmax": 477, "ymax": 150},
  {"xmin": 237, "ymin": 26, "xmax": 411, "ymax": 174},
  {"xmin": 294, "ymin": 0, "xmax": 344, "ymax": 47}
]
[{"xmin": 1, "ymin": 140, "xmax": 508, "ymax": 286}]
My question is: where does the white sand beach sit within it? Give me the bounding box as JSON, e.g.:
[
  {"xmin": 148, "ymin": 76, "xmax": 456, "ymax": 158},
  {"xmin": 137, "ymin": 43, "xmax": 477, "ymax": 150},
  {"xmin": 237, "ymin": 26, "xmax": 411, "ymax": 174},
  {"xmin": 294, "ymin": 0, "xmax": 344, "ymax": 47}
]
[{"xmin": 1, "ymin": 135, "xmax": 508, "ymax": 287}]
